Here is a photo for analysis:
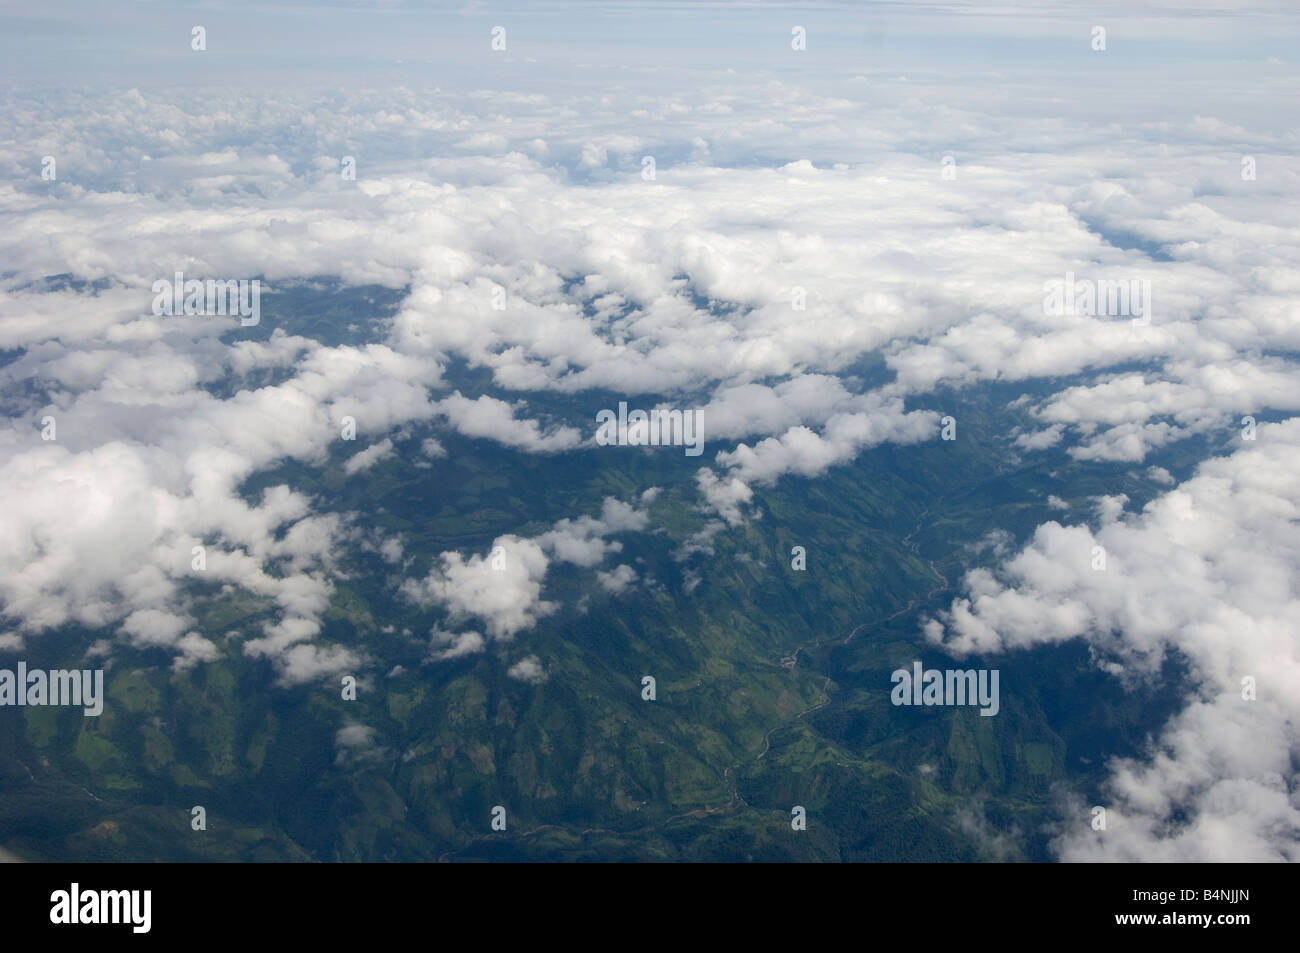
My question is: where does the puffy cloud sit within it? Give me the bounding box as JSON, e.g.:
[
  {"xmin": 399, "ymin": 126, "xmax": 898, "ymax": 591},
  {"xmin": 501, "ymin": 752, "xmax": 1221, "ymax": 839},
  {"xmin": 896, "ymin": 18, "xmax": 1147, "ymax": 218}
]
[
  {"xmin": 506, "ymin": 655, "xmax": 547, "ymax": 685},
  {"xmin": 343, "ymin": 437, "xmax": 395, "ymax": 475},
  {"xmin": 378, "ymin": 537, "xmax": 403, "ymax": 564},
  {"xmin": 7, "ymin": 81, "xmax": 1294, "ymax": 491},
  {"xmin": 119, "ymin": 609, "xmax": 216, "ymax": 672},
  {"xmin": 695, "ymin": 469, "xmax": 753, "ymax": 527},
  {"xmin": 714, "ymin": 400, "xmax": 939, "ymax": 486},
  {"xmin": 1146, "ymin": 466, "xmax": 1176, "ymax": 485},
  {"xmin": 537, "ymin": 497, "xmax": 649, "ymax": 567},
  {"xmin": 334, "ymin": 723, "xmax": 392, "ymax": 767},
  {"xmin": 436, "ymin": 393, "xmax": 581, "ymax": 453},
  {"xmin": 272, "ymin": 641, "xmax": 362, "ymax": 688},
  {"xmin": 926, "ymin": 419, "xmax": 1300, "ymax": 861},
  {"xmin": 335, "ymin": 724, "xmax": 375, "ymax": 750},
  {"xmin": 403, "ymin": 497, "xmax": 650, "ymax": 644},
  {"xmin": 429, "ymin": 628, "xmax": 486, "ymax": 662},
  {"xmin": 0, "ymin": 46, "xmax": 1297, "ymax": 873},
  {"xmin": 596, "ymin": 564, "xmax": 638, "ymax": 593},
  {"xmin": 1027, "ymin": 361, "xmax": 1300, "ymax": 462},
  {"xmin": 697, "ymin": 375, "xmax": 864, "ymax": 441},
  {"xmin": 1014, "ymin": 424, "xmax": 1065, "ymax": 451},
  {"xmin": 0, "ymin": 280, "xmax": 450, "ymax": 678},
  {"xmin": 402, "ymin": 535, "xmax": 553, "ymax": 642}
]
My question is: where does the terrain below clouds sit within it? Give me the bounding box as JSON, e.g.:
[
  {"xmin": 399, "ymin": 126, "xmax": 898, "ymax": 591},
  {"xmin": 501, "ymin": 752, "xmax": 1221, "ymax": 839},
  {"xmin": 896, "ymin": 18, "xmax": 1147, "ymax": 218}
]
[{"xmin": 1, "ymin": 1, "xmax": 1298, "ymax": 862}]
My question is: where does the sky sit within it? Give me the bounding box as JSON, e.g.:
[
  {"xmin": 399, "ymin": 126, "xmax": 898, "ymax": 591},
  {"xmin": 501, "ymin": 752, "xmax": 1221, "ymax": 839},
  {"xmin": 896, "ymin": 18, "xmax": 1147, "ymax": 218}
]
[{"xmin": 1, "ymin": 0, "xmax": 1298, "ymax": 861}]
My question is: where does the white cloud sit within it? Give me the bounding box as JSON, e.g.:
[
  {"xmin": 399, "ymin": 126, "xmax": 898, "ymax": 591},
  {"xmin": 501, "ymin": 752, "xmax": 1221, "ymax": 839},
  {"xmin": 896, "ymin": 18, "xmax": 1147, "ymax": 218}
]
[
  {"xmin": 429, "ymin": 628, "xmax": 486, "ymax": 661},
  {"xmin": 344, "ymin": 437, "xmax": 395, "ymax": 475},
  {"xmin": 506, "ymin": 655, "xmax": 547, "ymax": 684},
  {"xmin": 403, "ymin": 497, "xmax": 649, "ymax": 647},
  {"xmin": 596, "ymin": 564, "xmax": 638, "ymax": 593},
  {"xmin": 695, "ymin": 469, "xmax": 753, "ymax": 527},
  {"xmin": 402, "ymin": 535, "xmax": 553, "ymax": 641},
  {"xmin": 1147, "ymin": 465, "xmax": 1176, "ymax": 485},
  {"xmin": 537, "ymin": 497, "xmax": 649, "ymax": 567},
  {"xmin": 715, "ymin": 400, "xmax": 939, "ymax": 486},
  {"xmin": 0, "ymin": 54, "xmax": 1298, "ymax": 863},
  {"xmin": 436, "ymin": 393, "xmax": 581, "ymax": 453},
  {"xmin": 926, "ymin": 420, "xmax": 1300, "ymax": 861}
]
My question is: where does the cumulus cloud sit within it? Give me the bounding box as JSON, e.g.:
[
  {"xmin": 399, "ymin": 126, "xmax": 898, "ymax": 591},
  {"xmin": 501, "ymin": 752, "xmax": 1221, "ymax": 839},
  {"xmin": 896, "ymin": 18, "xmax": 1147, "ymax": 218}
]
[
  {"xmin": 401, "ymin": 496, "xmax": 649, "ymax": 647},
  {"xmin": 506, "ymin": 655, "xmax": 547, "ymax": 684},
  {"xmin": 537, "ymin": 497, "xmax": 649, "ymax": 567},
  {"xmin": 596, "ymin": 564, "xmax": 638, "ymax": 593},
  {"xmin": 1, "ymin": 37, "xmax": 1298, "ymax": 862},
  {"xmin": 7, "ymin": 79, "xmax": 1293, "ymax": 499},
  {"xmin": 379, "ymin": 537, "xmax": 403, "ymax": 564},
  {"xmin": 0, "ymin": 333, "xmax": 443, "ymax": 683},
  {"xmin": 334, "ymin": 722, "xmax": 392, "ymax": 767},
  {"xmin": 1015, "ymin": 424, "xmax": 1065, "ymax": 451},
  {"xmin": 428, "ymin": 628, "xmax": 486, "ymax": 662},
  {"xmin": 343, "ymin": 437, "xmax": 395, "ymax": 475},
  {"xmin": 119, "ymin": 609, "xmax": 216, "ymax": 672},
  {"xmin": 695, "ymin": 469, "xmax": 753, "ymax": 527},
  {"xmin": 1146, "ymin": 466, "xmax": 1176, "ymax": 486},
  {"xmin": 436, "ymin": 393, "xmax": 581, "ymax": 453},
  {"xmin": 926, "ymin": 420, "xmax": 1300, "ymax": 861},
  {"xmin": 714, "ymin": 399, "xmax": 939, "ymax": 486},
  {"xmin": 402, "ymin": 535, "xmax": 554, "ymax": 641}
]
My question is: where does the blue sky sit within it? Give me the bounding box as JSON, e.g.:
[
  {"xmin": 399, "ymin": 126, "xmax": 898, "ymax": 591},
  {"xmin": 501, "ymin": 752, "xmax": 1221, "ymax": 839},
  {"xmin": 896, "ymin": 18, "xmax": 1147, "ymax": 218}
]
[{"xmin": 4, "ymin": 1, "xmax": 1298, "ymax": 97}]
